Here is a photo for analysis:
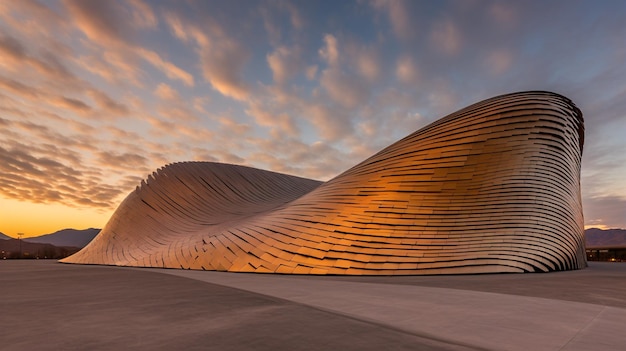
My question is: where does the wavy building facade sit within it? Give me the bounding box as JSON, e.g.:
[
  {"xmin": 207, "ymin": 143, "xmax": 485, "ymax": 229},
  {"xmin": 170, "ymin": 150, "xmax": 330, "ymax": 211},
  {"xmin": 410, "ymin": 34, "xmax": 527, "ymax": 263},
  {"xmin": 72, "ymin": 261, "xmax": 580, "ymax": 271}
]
[{"xmin": 63, "ymin": 91, "xmax": 586, "ymax": 274}]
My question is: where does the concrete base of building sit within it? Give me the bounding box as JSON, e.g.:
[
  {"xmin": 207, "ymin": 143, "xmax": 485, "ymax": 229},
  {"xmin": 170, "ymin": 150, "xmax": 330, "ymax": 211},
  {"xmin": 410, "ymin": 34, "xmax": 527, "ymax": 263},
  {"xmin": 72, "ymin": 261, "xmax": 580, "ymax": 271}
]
[{"xmin": 2, "ymin": 261, "xmax": 624, "ymax": 350}]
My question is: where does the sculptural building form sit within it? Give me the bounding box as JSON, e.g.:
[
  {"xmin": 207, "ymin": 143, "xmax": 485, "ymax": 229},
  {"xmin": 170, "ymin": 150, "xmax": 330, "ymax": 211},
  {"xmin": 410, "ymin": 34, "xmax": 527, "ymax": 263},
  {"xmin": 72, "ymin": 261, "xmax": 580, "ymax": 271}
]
[{"xmin": 63, "ymin": 91, "xmax": 586, "ymax": 275}]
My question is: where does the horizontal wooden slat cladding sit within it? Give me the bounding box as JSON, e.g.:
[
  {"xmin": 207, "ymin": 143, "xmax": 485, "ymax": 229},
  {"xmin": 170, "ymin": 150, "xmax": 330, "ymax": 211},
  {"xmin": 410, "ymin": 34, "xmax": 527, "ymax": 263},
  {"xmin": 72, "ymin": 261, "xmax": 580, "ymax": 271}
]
[{"xmin": 62, "ymin": 91, "xmax": 586, "ymax": 275}]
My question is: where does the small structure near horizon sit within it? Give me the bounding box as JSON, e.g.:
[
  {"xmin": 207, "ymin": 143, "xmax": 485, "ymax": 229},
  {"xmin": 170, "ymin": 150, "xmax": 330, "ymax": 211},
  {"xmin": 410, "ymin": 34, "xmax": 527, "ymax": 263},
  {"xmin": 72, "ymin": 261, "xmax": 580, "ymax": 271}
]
[{"xmin": 586, "ymin": 246, "xmax": 626, "ymax": 262}]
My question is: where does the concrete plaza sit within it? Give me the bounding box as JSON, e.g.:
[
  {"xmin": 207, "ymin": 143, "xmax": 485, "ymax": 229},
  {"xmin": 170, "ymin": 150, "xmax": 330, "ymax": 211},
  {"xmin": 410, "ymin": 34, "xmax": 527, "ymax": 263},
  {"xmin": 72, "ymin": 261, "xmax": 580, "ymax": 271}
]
[{"xmin": 1, "ymin": 260, "xmax": 624, "ymax": 350}]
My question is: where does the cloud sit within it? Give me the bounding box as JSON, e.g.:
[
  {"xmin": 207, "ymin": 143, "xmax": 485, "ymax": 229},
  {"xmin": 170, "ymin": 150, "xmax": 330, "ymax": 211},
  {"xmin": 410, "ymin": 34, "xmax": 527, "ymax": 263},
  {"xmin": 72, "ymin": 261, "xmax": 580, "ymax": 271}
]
[
  {"xmin": 52, "ymin": 96, "xmax": 92, "ymax": 115},
  {"xmin": 267, "ymin": 46, "xmax": 302, "ymax": 85},
  {"xmin": 192, "ymin": 96, "xmax": 210, "ymax": 114},
  {"xmin": 194, "ymin": 150, "xmax": 245, "ymax": 165},
  {"xmin": 0, "ymin": 76, "xmax": 38, "ymax": 99},
  {"xmin": 430, "ymin": 19, "xmax": 462, "ymax": 56},
  {"xmin": 395, "ymin": 55, "xmax": 419, "ymax": 84},
  {"xmin": 76, "ymin": 54, "xmax": 123, "ymax": 84},
  {"xmin": 102, "ymin": 51, "xmax": 144, "ymax": 85},
  {"xmin": 156, "ymin": 105, "xmax": 199, "ymax": 124},
  {"xmin": 485, "ymin": 49, "xmax": 513, "ymax": 75},
  {"xmin": 0, "ymin": 0, "xmax": 67, "ymax": 39},
  {"xmin": 87, "ymin": 89, "xmax": 129, "ymax": 117},
  {"xmin": 0, "ymin": 34, "xmax": 27, "ymax": 62},
  {"xmin": 488, "ymin": 2, "xmax": 519, "ymax": 27},
  {"xmin": 65, "ymin": 0, "xmax": 194, "ymax": 87},
  {"xmin": 426, "ymin": 79, "xmax": 458, "ymax": 116},
  {"xmin": 354, "ymin": 46, "xmax": 381, "ymax": 82},
  {"xmin": 144, "ymin": 113, "xmax": 212, "ymax": 145},
  {"xmin": 245, "ymin": 103, "xmax": 299, "ymax": 137},
  {"xmin": 97, "ymin": 151, "xmax": 149, "ymax": 171},
  {"xmin": 0, "ymin": 144, "xmax": 122, "ymax": 209},
  {"xmin": 217, "ymin": 117, "xmax": 251, "ymax": 136},
  {"xmin": 75, "ymin": 51, "xmax": 144, "ymax": 87},
  {"xmin": 163, "ymin": 11, "xmax": 190, "ymax": 42},
  {"xmin": 199, "ymin": 39, "xmax": 250, "ymax": 100},
  {"xmin": 0, "ymin": 76, "xmax": 97, "ymax": 116},
  {"xmin": 246, "ymin": 137, "xmax": 345, "ymax": 180},
  {"xmin": 319, "ymin": 34, "xmax": 339, "ymax": 66},
  {"xmin": 150, "ymin": 84, "xmax": 203, "ymax": 126},
  {"xmin": 9, "ymin": 114, "xmax": 97, "ymax": 157},
  {"xmin": 128, "ymin": 0, "xmax": 157, "ymax": 29},
  {"xmin": 163, "ymin": 12, "xmax": 249, "ymax": 100},
  {"xmin": 154, "ymin": 83, "xmax": 180, "ymax": 100},
  {"xmin": 63, "ymin": 0, "xmax": 130, "ymax": 45},
  {"xmin": 316, "ymin": 33, "xmax": 375, "ymax": 109},
  {"xmin": 260, "ymin": 1, "xmax": 305, "ymax": 44},
  {"xmin": 0, "ymin": 34, "xmax": 77, "ymax": 84},
  {"xmin": 136, "ymin": 48, "xmax": 195, "ymax": 86},
  {"xmin": 283, "ymin": 1, "xmax": 304, "ymax": 30},
  {"xmin": 371, "ymin": 0, "xmax": 412, "ymax": 40},
  {"xmin": 303, "ymin": 103, "xmax": 352, "ymax": 141},
  {"xmin": 306, "ymin": 65, "xmax": 318, "ymax": 80},
  {"xmin": 320, "ymin": 68, "xmax": 370, "ymax": 109}
]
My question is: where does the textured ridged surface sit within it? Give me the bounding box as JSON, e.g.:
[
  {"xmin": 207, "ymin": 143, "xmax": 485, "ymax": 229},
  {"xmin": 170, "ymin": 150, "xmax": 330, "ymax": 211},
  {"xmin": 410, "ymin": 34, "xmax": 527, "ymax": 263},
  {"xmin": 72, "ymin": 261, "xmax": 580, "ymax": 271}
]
[{"xmin": 63, "ymin": 91, "xmax": 586, "ymax": 274}]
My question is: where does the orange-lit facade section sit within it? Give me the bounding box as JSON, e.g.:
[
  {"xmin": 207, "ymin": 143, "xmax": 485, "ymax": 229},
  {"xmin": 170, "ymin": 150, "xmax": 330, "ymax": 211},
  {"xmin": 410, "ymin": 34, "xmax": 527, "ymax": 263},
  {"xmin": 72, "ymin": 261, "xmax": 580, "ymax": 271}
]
[{"xmin": 63, "ymin": 91, "xmax": 586, "ymax": 274}]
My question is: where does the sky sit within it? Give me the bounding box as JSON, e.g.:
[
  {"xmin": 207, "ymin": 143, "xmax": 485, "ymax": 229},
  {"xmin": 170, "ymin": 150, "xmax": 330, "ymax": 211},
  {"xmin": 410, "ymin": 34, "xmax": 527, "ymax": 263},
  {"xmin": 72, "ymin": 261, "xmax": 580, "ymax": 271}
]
[{"xmin": 1, "ymin": 0, "xmax": 625, "ymax": 238}]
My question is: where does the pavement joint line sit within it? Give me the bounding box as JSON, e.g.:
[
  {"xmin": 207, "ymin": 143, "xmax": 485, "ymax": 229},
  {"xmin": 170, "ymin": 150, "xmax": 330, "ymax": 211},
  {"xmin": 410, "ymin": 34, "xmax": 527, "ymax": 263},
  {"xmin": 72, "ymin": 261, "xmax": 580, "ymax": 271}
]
[{"xmin": 556, "ymin": 305, "xmax": 606, "ymax": 351}]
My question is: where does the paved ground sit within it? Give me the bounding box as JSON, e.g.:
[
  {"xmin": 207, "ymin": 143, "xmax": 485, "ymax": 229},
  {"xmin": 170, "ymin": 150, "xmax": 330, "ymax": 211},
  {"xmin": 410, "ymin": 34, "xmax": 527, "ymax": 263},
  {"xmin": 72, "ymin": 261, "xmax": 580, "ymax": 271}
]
[{"xmin": 1, "ymin": 261, "xmax": 625, "ymax": 350}]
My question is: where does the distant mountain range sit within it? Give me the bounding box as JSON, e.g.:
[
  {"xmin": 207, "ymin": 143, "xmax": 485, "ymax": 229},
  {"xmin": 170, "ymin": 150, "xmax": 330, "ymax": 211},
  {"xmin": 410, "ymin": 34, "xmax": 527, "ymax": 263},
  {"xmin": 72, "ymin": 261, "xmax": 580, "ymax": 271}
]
[
  {"xmin": 585, "ymin": 228, "xmax": 626, "ymax": 247},
  {"xmin": 24, "ymin": 228, "xmax": 100, "ymax": 247},
  {"xmin": 0, "ymin": 232, "xmax": 13, "ymax": 240}
]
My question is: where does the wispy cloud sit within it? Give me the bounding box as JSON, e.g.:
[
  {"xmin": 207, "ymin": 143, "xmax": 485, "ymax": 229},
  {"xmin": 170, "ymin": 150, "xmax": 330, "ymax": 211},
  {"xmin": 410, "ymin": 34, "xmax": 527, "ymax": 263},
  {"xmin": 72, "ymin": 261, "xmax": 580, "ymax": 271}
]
[
  {"xmin": 371, "ymin": 0, "xmax": 413, "ymax": 40},
  {"xmin": 136, "ymin": 48, "xmax": 195, "ymax": 87},
  {"xmin": 430, "ymin": 18, "xmax": 462, "ymax": 56},
  {"xmin": 485, "ymin": 49, "xmax": 514, "ymax": 75},
  {"xmin": 164, "ymin": 11, "xmax": 249, "ymax": 99},
  {"xmin": 267, "ymin": 45, "xmax": 303, "ymax": 85},
  {"xmin": 63, "ymin": 0, "xmax": 132, "ymax": 45},
  {"xmin": 128, "ymin": 0, "xmax": 157, "ymax": 29},
  {"xmin": 395, "ymin": 55, "xmax": 419, "ymax": 84},
  {"xmin": 65, "ymin": 0, "xmax": 194, "ymax": 86}
]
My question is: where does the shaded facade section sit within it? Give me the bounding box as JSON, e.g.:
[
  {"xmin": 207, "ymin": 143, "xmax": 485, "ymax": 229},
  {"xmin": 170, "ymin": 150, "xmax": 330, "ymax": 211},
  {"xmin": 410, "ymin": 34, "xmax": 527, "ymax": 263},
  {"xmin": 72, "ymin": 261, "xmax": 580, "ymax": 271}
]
[{"xmin": 63, "ymin": 91, "xmax": 586, "ymax": 274}]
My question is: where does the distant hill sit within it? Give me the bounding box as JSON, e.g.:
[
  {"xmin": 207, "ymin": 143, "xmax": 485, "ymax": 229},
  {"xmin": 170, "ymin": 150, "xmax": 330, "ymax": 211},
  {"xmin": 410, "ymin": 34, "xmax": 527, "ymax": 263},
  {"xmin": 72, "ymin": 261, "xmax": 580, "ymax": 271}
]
[
  {"xmin": 585, "ymin": 228, "xmax": 626, "ymax": 247},
  {"xmin": 25, "ymin": 228, "xmax": 100, "ymax": 248},
  {"xmin": 0, "ymin": 232, "xmax": 13, "ymax": 240}
]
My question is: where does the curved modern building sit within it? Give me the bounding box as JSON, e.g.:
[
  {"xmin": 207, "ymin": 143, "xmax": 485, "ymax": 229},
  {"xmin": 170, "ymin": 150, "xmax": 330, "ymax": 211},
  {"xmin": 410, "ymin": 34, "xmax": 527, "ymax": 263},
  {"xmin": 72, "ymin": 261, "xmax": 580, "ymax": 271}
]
[{"xmin": 63, "ymin": 91, "xmax": 586, "ymax": 274}]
